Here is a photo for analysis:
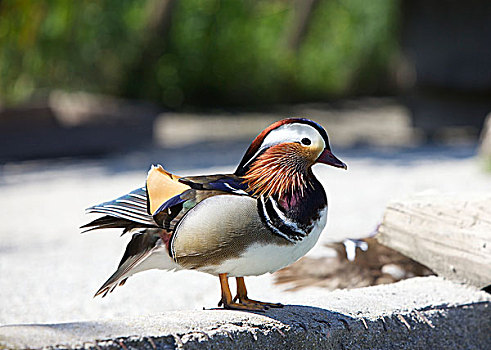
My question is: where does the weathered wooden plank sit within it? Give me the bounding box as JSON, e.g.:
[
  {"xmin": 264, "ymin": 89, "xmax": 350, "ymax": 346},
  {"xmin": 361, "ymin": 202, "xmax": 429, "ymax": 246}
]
[{"xmin": 377, "ymin": 194, "xmax": 491, "ymax": 289}]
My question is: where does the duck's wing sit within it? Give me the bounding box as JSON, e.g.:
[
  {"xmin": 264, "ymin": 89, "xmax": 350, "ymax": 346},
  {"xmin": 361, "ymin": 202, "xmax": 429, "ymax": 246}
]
[
  {"xmin": 87, "ymin": 165, "xmax": 190, "ymax": 296},
  {"xmin": 179, "ymin": 174, "xmax": 250, "ymax": 195},
  {"xmin": 82, "ymin": 165, "xmax": 190, "ymax": 233},
  {"xmin": 151, "ymin": 174, "xmax": 249, "ymax": 230},
  {"xmin": 82, "ymin": 167, "xmax": 248, "ymax": 234},
  {"xmin": 86, "ymin": 168, "xmax": 252, "ymax": 297}
]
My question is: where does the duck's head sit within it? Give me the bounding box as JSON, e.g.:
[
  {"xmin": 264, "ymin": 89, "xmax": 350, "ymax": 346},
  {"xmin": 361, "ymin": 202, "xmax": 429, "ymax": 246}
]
[{"xmin": 235, "ymin": 118, "xmax": 346, "ymax": 197}]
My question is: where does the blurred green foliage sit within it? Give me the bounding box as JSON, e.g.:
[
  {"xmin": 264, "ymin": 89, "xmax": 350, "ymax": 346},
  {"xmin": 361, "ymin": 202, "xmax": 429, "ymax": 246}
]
[
  {"xmin": 0, "ymin": 0, "xmax": 147, "ymax": 104},
  {"xmin": 0, "ymin": 0, "xmax": 399, "ymax": 108}
]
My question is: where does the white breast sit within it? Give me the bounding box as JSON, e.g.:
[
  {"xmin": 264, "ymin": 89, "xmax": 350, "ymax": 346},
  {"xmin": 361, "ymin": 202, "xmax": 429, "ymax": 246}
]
[{"xmin": 200, "ymin": 207, "xmax": 328, "ymax": 277}]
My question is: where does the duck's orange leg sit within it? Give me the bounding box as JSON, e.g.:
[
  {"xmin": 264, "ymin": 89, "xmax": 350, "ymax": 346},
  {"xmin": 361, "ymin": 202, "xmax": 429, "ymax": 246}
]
[
  {"xmin": 217, "ymin": 274, "xmax": 265, "ymax": 311},
  {"xmin": 234, "ymin": 277, "xmax": 283, "ymax": 309}
]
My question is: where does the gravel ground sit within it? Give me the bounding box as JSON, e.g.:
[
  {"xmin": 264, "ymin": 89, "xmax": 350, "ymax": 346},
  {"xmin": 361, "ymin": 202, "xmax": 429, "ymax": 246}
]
[{"xmin": 1, "ymin": 142, "xmax": 490, "ymax": 326}]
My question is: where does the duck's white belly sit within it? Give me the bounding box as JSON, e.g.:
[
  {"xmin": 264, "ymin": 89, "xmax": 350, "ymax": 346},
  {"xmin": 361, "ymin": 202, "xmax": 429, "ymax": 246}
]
[{"xmin": 201, "ymin": 207, "xmax": 328, "ymax": 277}]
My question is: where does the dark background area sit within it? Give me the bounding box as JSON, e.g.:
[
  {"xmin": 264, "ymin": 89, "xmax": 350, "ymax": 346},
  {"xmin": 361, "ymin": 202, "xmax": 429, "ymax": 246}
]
[
  {"xmin": 0, "ymin": 0, "xmax": 398, "ymax": 107},
  {"xmin": 0, "ymin": 0, "xmax": 490, "ymax": 160}
]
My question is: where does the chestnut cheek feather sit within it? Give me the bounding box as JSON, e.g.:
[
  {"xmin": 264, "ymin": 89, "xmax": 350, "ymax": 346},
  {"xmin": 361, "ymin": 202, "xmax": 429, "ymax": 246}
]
[{"xmin": 242, "ymin": 143, "xmax": 313, "ymax": 197}]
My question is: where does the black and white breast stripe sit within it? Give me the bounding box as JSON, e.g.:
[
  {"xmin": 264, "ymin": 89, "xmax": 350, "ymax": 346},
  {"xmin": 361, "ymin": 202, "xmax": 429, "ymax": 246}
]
[{"xmin": 257, "ymin": 196, "xmax": 307, "ymax": 242}]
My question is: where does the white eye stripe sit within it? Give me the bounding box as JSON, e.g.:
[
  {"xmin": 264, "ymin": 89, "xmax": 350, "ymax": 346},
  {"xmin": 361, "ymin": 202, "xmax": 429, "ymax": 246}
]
[
  {"xmin": 242, "ymin": 123, "xmax": 326, "ymax": 168},
  {"xmin": 261, "ymin": 124, "xmax": 325, "ymax": 150}
]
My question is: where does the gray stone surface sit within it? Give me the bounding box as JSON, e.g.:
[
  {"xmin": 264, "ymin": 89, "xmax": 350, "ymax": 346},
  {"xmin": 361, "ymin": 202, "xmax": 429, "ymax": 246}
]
[{"xmin": 1, "ymin": 277, "xmax": 489, "ymax": 349}]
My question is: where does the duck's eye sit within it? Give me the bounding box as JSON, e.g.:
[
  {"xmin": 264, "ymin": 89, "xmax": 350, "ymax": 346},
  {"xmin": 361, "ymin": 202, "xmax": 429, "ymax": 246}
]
[{"xmin": 301, "ymin": 138, "xmax": 311, "ymax": 146}]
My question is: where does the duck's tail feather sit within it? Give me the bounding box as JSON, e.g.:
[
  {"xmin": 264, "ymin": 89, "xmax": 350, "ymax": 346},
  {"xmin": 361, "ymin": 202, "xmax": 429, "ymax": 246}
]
[
  {"xmin": 94, "ymin": 228, "xmax": 179, "ymax": 297},
  {"xmin": 80, "ymin": 215, "xmax": 155, "ymax": 234},
  {"xmin": 82, "ymin": 187, "xmax": 157, "ymax": 233}
]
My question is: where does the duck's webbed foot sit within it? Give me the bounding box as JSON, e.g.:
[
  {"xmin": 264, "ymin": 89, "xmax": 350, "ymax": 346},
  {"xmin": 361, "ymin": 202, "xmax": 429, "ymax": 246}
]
[
  {"xmin": 218, "ymin": 274, "xmax": 277, "ymax": 311},
  {"xmin": 233, "ymin": 277, "xmax": 284, "ymax": 310}
]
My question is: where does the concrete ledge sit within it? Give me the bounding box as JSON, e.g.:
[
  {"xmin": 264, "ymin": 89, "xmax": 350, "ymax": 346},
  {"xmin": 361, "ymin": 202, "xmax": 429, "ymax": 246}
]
[{"xmin": 1, "ymin": 277, "xmax": 489, "ymax": 349}]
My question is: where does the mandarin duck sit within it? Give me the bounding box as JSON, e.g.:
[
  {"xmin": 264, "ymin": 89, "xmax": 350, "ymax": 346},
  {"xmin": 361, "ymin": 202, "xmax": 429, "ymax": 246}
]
[{"xmin": 82, "ymin": 118, "xmax": 346, "ymax": 311}]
